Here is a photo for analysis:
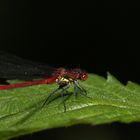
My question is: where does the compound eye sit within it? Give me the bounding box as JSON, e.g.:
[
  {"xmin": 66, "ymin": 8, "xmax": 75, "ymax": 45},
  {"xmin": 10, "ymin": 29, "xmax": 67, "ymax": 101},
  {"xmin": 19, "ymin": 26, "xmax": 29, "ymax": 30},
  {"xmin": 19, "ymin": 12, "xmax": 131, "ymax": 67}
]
[{"xmin": 81, "ymin": 73, "xmax": 87, "ymax": 80}]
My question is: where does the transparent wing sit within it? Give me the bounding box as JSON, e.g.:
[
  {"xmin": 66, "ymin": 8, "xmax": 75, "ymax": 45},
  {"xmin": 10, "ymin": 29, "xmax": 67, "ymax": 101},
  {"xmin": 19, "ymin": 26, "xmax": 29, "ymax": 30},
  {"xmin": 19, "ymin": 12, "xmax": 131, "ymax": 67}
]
[{"xmin": 0, "ymin": 51, "xmax": 55, "ymax": 80}]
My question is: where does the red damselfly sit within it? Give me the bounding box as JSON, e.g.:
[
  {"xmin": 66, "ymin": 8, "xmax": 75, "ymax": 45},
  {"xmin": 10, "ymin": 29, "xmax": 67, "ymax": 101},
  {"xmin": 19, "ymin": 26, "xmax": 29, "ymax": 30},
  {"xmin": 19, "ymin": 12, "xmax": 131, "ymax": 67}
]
[{"xmin": 0, "ymin": 51, "xmax": 88, "ymax": 111}]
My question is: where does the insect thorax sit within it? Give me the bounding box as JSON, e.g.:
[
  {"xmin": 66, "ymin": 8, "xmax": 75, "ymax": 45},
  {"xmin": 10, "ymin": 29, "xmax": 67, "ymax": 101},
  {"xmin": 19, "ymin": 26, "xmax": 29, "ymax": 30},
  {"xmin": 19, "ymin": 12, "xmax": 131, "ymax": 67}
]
[{"xmin": 55, "ymin": 76, "xmax": 73, "ymax": 87}]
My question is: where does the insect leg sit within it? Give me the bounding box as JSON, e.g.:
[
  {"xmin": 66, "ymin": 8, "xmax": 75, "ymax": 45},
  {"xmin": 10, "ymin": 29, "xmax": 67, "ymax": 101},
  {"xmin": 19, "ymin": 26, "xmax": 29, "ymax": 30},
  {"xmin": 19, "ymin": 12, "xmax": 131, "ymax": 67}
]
[{"xmin": 42, "ymin": 87, "xmax": 61, "ymax": 107}]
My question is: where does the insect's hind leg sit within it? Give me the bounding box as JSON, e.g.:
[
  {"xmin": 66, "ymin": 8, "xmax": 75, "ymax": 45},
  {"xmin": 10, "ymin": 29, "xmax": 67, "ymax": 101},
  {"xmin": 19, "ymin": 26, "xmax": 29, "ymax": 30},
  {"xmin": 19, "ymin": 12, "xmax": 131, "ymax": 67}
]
[{"xmin": 42, "ymin": 87, "xmax": 61, "ymax": 108}]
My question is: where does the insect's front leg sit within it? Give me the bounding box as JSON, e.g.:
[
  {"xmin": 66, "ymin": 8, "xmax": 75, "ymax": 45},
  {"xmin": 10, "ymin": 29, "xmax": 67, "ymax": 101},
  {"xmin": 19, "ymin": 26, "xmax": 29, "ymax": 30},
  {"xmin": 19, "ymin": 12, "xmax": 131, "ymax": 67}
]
[{"xmin": 73, "ymin": 80, "xmax": 87, "ymax": 96}]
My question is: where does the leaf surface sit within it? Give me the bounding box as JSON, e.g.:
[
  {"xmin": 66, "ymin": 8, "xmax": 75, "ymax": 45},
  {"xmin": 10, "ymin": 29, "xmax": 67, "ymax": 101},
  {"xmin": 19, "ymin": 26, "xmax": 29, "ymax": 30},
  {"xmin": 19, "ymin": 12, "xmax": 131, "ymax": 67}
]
[{"xmin": 0, "ymin": 73, "xmax": 140, "ymax": 140}]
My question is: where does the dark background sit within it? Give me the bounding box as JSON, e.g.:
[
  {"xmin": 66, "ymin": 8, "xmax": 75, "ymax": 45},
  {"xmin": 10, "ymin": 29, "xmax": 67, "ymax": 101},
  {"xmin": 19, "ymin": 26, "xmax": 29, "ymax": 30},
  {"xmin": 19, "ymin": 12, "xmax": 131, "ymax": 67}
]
[{"xmin": 0, "ymin": 1, "xmax": 140, "ymax": 140}]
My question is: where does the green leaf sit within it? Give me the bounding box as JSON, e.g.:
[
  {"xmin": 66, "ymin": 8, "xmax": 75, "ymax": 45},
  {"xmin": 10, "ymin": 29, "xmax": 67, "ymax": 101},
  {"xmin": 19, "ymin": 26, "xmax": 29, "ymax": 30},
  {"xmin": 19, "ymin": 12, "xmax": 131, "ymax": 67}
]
[{"xmin": 0, "ymin": 73, "xmax": 140, "ymax": 140}]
